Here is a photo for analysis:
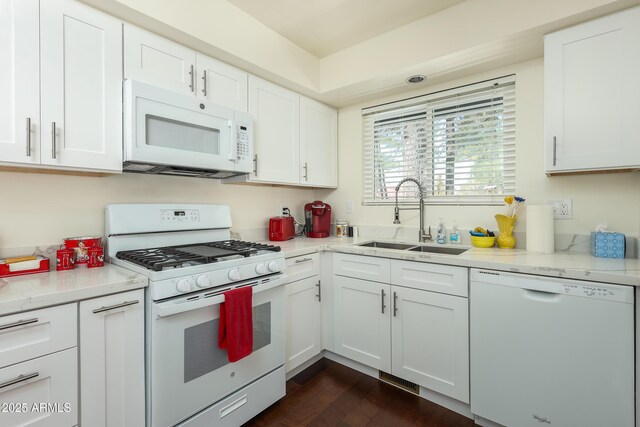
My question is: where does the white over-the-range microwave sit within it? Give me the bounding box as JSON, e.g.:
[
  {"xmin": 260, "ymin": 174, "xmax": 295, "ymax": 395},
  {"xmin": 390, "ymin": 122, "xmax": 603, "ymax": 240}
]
[{"xmin": 123, "ymin": 80, "xmax": 253, "ymax": 178}]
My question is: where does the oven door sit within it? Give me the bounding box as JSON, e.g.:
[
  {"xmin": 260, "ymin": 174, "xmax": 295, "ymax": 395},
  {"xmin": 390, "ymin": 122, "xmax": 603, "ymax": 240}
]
[
  {"xmin": 124, "ymin": 79, "xmax": 236, "ymax": 171},
  {"xmin": 149, "ymin": 277, "xmax": 286, "ymax": 427}
]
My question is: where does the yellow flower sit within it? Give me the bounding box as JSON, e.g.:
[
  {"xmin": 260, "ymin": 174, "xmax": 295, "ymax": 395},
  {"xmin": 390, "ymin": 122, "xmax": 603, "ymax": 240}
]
[{"xmin": 504, "ymin": 196, "xmax": 514, "ymax": 205}]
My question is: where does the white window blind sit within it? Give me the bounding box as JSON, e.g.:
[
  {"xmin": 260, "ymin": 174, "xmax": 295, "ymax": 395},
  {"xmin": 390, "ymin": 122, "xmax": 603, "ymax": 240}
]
[{"xmin": 363, "ymin": 76, "xmax": 515, "ymax": 205}]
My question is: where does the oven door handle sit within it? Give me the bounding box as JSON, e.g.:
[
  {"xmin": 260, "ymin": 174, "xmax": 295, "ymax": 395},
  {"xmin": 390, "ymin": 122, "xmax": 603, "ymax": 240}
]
[{"xmin": 155, "ymin": 275, "xmax": 287, "ymax": 318}]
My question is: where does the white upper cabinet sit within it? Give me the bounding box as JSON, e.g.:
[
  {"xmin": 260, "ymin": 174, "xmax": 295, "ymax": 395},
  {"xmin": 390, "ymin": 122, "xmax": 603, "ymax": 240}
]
[
  {"xmin": 300, "ymin": 97, "xmax": 338, "ymax": 187},
  {"xmin": 545, "ymin": 6, "xmax": 640, "ymax": 174},
  {"xmin": 124, "ymin": 24, "xmax": 197, "ymax": 96},
  {"xmin": 0, "ymin": 0, "xmax": 122, "ymax": 173},
  {"xmin": 248, "ymin": 76, "xmax": 300, "ymax": 184},
  {"xmin": 40, "ymin": 0, "xmax": 123, "ymax": 172},
  {"xmin": 0, "ymin": 0, "xmax": 40, "ymax": 165},
  {"xmin": 226, "ymin": 78, "xmax": 338, "ymax": 188},
  {"xmin": 197, "ymin": 54, "xmax": 248, "ymax": 112},
  {"xmin": 123, "ymin": 25, "xmax": 249, "ymax": 112}
]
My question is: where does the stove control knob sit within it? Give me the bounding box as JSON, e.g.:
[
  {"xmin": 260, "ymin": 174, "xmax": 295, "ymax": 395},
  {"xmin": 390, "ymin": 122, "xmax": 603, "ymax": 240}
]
[
  {"xmin": 228, "ymin": 268, "xmax": 241, "ymax": 281},
  {"xmin": 196, "ymin": 275, "xmax": 210, "ymax": 288},
  {"xmin": 176, "ymin": 278, "xmax": 192, "ymax": 293},
  {"xmin": 268, "ymin": 261, "xmax": 280, "ymax": 273},
  {"xmin": 255, "ymin": 263, "xmax": 268, "ymax": 275}
]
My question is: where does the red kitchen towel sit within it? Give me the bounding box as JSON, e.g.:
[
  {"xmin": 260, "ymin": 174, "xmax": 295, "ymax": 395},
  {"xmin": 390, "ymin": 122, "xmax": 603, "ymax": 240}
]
[{"xmin": 218, "ymin": 286, "xmax": 253, "ymax": 362}]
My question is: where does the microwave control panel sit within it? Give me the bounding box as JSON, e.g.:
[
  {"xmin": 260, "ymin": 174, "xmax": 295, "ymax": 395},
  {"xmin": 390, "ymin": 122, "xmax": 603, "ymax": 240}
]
[{"xmin": 236, "ymin": 123, "xmax": 251, "ymax": 162}]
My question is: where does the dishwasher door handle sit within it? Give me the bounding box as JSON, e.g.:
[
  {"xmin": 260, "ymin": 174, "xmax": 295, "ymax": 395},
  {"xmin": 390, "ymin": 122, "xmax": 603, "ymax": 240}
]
[{"xmin": 523, "ymin": 288, "xmax": 560, "ymax": 302}]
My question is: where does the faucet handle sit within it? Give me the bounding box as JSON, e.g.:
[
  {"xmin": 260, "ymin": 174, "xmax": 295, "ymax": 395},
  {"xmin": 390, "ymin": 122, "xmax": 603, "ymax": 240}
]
[
  {"xmin": 422, "ymin": 226, "xmax": 433, "ymax": 241},
  {"xmin": 393, "ymin": 206, "xmax": 401, "ymax": 224}
]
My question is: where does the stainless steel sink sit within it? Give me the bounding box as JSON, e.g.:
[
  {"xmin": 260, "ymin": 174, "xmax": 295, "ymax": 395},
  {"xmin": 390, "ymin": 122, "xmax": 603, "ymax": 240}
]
[
  {"xmin": 357, "ymin": 241, "xmax": 418, "ymax": 250},
  {"xmin": 356, "ymin": 241, "xmax": 468, "ymax": 255},
  {"xmin": 407, "ymin": 245, "xmax": 468, "ymax": 255}
]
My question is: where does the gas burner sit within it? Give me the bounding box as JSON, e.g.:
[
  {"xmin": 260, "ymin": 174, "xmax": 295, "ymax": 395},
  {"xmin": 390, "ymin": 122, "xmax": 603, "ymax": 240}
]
[{"xmin": 116, "ymin": 239, "xmax": 280, "ymax": 272}]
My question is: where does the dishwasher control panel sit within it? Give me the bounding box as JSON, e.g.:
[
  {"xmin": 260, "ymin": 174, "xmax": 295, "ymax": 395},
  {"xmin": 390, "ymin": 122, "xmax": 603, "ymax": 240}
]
[
  {"xmin": 561, "ymin": 283, "xmax": 631, "ymax": 302},
  {"xmin": 472, "ymin": 269, "xmax": 634, "ymax": 304}
]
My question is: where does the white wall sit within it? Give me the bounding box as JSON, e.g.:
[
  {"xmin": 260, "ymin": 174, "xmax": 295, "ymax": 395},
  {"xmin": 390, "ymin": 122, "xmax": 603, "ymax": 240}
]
[
  {"xmin": 316, "ymin": 58, "xmax": 640, "ymax": 238},
  {"xmin": 0, "ymin": 171, "xmax": 314, "ymax": 249}
]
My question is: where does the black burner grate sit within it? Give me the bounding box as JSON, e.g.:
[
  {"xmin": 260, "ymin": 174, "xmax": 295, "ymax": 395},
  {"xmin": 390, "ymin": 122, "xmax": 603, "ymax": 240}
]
[{"xmin": 116, "ymin": 240, "xmax": 281, "ymax": 271}]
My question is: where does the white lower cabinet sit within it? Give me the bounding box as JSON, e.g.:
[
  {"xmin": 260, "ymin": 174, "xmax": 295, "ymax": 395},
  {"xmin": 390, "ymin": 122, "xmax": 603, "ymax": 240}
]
[
  {"xmin": 0, "ymin": 348, "xmax": 77, "ymax": 427},
  {"xmin": 79, "ymin": 289, "xmax": 145, "ymax": 427},
  {"xmin": 334, "ymin": 275, "xmax": 391, "ymax": 372},
  {"xmin": 333, "ymin": 253, "xmax": 469, "ymax": 403},
  {"xmin": 391, "ymin": 286, "xmax": 469, "ymax": 403},
  {"xmin": 285, "ymin": 253, "xmax": 322, "ymax": 373},
  {"xmin": 285, "ymin": 276, "xmax": 322, "ymax": 372}
]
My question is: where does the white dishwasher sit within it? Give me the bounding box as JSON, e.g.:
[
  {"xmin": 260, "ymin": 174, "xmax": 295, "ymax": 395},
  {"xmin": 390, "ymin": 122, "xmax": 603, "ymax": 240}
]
[{"xmin": 470, "ymin": 269, "xmax": 634, "ymax": 427}]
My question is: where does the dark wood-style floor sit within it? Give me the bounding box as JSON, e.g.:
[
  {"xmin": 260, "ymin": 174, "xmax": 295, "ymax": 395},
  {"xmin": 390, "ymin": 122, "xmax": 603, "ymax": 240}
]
[{"xmin": 244, "ymin": 358, "xmax": 475, "ymax": 427}]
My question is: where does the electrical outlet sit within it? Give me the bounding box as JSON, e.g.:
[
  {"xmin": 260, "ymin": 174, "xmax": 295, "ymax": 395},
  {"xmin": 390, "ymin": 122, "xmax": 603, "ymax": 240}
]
[
  {"xmin": 547, "ymin": 199, "xmax": 573, "ymax": 219},
  {"xmin": 346, "ymin": 200, "xmax": 354, "ymax": 215}
]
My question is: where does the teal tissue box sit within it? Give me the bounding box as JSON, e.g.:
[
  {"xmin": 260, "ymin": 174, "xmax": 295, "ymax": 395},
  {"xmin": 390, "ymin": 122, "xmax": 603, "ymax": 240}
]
[{"xmin": 591, "ymin": 232, "xmax": 625, "ymax": 258}]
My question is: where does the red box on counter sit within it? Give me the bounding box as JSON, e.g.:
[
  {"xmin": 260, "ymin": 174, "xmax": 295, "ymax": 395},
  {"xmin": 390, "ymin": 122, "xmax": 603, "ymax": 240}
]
[{"xmin": 0, "ymin": 256, "xmax": 50, "ymax": 278}]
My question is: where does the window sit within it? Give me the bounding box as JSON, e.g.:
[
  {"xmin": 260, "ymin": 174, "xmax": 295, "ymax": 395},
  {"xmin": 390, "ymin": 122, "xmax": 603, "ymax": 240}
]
[{"xmin": 362, "ymin": 76, "xmax": 515, "ymax": 205}]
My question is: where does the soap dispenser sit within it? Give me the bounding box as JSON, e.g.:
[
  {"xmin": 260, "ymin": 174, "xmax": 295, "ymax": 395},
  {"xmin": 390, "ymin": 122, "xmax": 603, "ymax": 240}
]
[
  {"xmin": 437, "ymin": 218, "xmax": 446, "ymax": 244},
  {"xmin": 450, "ymin": 221, "xmax": 460, "ymax": 245}
]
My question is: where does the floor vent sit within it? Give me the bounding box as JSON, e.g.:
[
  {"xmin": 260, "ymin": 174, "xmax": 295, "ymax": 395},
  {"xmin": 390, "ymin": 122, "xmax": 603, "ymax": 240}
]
[{"xmin": 378, "ymin": 371, "xmax": 419, "ymax": 395}]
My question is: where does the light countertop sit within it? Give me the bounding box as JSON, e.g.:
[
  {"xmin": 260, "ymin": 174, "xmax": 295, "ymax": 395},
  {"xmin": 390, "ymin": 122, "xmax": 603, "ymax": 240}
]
[
  {"xmin": 274, "ymin": 236, "xmax": 640, "ymax": 287},
  {"xmin": 0, "ymin": 264, "xmax": 147, "ymax": 316}
]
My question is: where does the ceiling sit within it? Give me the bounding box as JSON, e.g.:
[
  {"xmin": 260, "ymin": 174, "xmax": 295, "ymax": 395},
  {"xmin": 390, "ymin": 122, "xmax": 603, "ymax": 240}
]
[{"xmin": 227, "ymin": 0, "xmax": 465, "ymax": 58}]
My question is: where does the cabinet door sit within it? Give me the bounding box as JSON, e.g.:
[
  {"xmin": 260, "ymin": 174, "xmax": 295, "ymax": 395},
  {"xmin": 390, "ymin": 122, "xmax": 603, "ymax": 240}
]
[
  {"xmin": 285, "ymin": 253, "xmax": 320, "ymax": 284},
  {"xmin": 334, "ymin": 276, "xmax": 391, "ymax": 371},
  {"xmin": 300, "ymin": 97, "xmax": 337, "ymax": 187},
  {"xmin": 0, "ymin": 348, "xmax": 77, "ymax": 427},
  {"xmin": 40, "ymin": 0, "xmax": 122, "ymax": 172},
  {"xmin": 248, "ymin": 76, "xmax": 300, "ymax": 184},
  {"xmin": 0, "ymin": 303, "xmax": 76, "ymax": 369},
  {"xmin": 0, "ymin": 0, "xmax": 40, "ymax": 165},
  {"xmin": 79, "ymin": 289, "xmax": 145, "ymax": 427},
  {"xmin": 545, "ymin": 7, "xmax": 640, "ymax": 173},
  {"xmin": 391, "ymin": 286, "xmax": 469, "ymax": 403},
  {"xmin": 124, "ymin": 24, "xmax": 196, "ymax": 96},
  {"xmin": 285, "ymin": 276, "xmax": 322, "ymax": 373},
  {"xmin": 197, "ymin": 54, "xmax": 248, "ymax": 112}
]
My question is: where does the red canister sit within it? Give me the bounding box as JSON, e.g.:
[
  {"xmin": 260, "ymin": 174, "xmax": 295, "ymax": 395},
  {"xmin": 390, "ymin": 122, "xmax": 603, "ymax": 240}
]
[
  {"xmin": 87, "ymin": 247, "xmax": 104, "ymax": 268},
  {"xmin": 56, "ymin": 248, "xmax": 76, "ymax": 271},
  {"xmin": 64, "ymin": 237, "xmax": 102, "ymax": 264}
]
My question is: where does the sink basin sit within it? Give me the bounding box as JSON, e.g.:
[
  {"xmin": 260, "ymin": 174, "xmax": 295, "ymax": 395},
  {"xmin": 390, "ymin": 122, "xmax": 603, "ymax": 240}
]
[
  {"xmin": 356, "ymin": 241, "xmax": 468, "ymax": 255},
  {"xmin": 357, "ymin": 241, "xmax": 417, "ymax": 250},
  {"xmin": 408, "ymin": 245, "xmax": 468, "ymax": 255}
]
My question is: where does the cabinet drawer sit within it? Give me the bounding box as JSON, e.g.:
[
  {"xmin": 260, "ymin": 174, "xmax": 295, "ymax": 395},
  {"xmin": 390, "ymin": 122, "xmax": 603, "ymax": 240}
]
[
  {"xmin": 0, "ymin": 303, "xmax": 76, "ymax": 368},
  {"xmin": 334, "ymin": 253, "xmax": 390, "ymax": 283},
  {"xmin": 0, "ymin": 347, "xmax": 77, "ymax": 427},
  {"xmin": 390, "ymin": 260, "xmax": 468, "ymax": 297},
  {"xmin": 286, "ymin": 253, "xmax": 320, "ymax": 283}
]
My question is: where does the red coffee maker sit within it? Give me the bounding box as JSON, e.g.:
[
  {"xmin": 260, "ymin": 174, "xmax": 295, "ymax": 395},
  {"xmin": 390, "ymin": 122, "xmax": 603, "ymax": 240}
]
[{"xmin": 304, "ymin": 201, "xmax": 331, "ymax": 238}]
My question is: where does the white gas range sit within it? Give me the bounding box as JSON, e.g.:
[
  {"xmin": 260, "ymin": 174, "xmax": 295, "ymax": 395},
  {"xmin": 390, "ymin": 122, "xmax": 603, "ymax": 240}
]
[{"xmin": 106, "ymin": 204, "xmax": 287, "ymax": 427}]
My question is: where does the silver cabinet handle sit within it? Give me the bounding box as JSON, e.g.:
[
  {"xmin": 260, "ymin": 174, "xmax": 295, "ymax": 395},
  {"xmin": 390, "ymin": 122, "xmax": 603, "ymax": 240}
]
[
  {"xmin": 189, "ymin": 64, "xmax": 195, "ymax": 92},
  {"xmin": 26, "ymin": 117, "xmax": 31, "ymax": 156},
  {"xmin": 552, "ymin": 136, "xmax": 557, "ymax": 166},
  {"xmin": 316, "ymin": 280, "xmax": 321, "ymax": 302},
  {"xmin": 381, "ymin": 289, "xmax": 386, "ymax": 314},
  {"xmin": 294, "ymin": 257, "xmax": 312, "ymax": 264},
  {"xmin": 253, "ymin": 154, "xmax": 258, "ymax": 176},
  {"xmin": 93, "ymin": 300, "xmax": 139, "ymax": 314},
  {"xmin": 393, "ymin": 291, "xmax": 398, "ymax": 317},
  {"xmin": 51, "ymin": 122, "xmax": 56, "ymax": 159},
  {"xmin": 202, "ymin": 69, "xmax": 207, "ymax": 97},
  {"xmin": 0, "ymin": 318, "xmax": 38, "ymax": 331},
  {"xmin": 303, "ymin": 162, "xmax": 308, "ymax": 181},
  {"xmin": 0, "ymin": 372, "xmax": 39, "ymax": 389}
]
